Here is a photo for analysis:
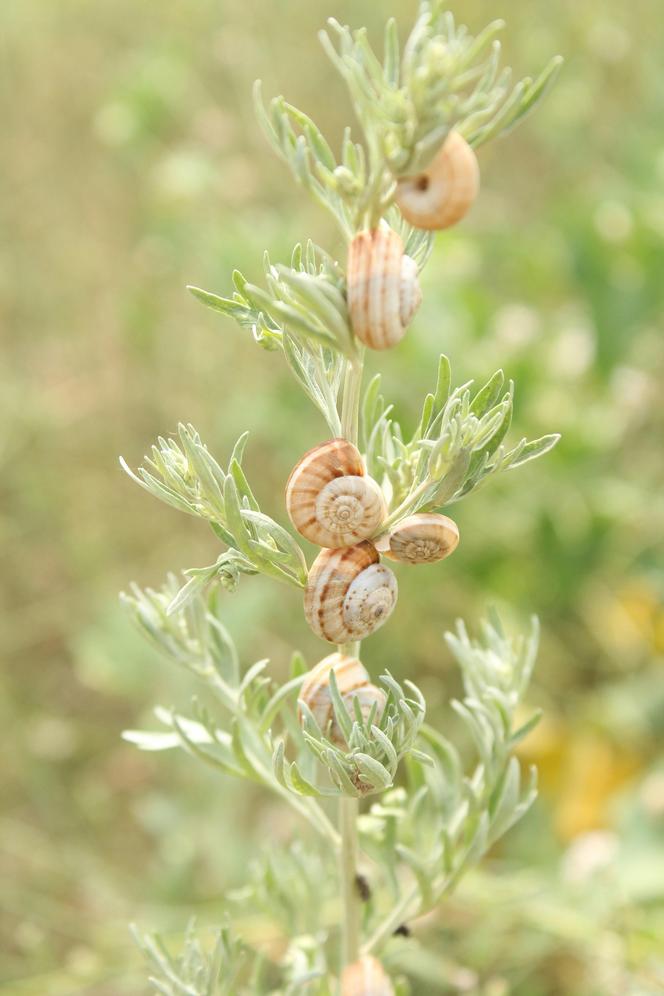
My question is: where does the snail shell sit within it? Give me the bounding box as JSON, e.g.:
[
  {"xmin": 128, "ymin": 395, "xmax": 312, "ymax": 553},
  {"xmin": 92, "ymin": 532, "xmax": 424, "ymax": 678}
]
[
  {"xmin": 341, "ymin": 956, "xmax": 395, "ymax": 996},
  {"xmin": 286, "ymin": 439, "xmax": 386, "ymax": 549},
  {"xmin": 395, "ymin": 131, "xmax": 479, "ymax": 231},
  {"xmin": 347, "ymin": 228, "xmax": 422, "ymax": 350},
  {"xmin": 375, "ymin": 513, "xmax": 460, "ymax": 565},
  {"xmin": 304, "ymin": 541, "xmax": 398, "ymax": 644},
  {"xmin": 299, "ymin": 653, "xmax": 386, "ymax": 745}
]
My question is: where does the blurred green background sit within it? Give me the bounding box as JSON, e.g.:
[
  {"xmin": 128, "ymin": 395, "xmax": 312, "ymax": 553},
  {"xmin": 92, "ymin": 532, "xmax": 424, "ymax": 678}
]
[{"xmin": 2, "ymin": 0, "xmax": 663, "ymax": 993}]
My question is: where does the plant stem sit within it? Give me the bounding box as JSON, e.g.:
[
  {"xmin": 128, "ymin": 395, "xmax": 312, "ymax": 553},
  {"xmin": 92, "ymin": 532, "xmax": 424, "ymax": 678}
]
[
  {"xmin": 341, "ymin": 350, "xmax": 365, "ymax": 445},
  {"xmin": 339, "ymin": 795, "xmax": 361, "ymax": 971},
  {"xmin": 362, "ymin": 883, "xmax": 420, "ymax": 955},
  {"xmin": 337, "ymin": 339, "xmax": 367, "ymax": 977}
]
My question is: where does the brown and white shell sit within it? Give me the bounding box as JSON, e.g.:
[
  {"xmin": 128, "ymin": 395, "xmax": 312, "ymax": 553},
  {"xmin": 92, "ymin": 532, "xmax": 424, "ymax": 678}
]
[
  {"xmin": 341, "ymin": 955, "xmax": 395, "ymax": 996},
  {"xmin": 376, "ymin": 513, "xmax": 460, "ymax": 565},
  {"xmin": 299, "ymin": 653, "xmax": 386, "ymax": 745},
  {"xmin": 286, "ymin": 439, "xmax": 386, "ymax": 549},
  {"xmin": 395, "ymin": 131, "xmax": 479, "ymax": 231},
  {"xmin": 304, "ymin": 541, "xmax": 398, "ymax": 644},
  {"xmin": 347, "ymin": 228, "xmax": 422, "ymax": 350}
]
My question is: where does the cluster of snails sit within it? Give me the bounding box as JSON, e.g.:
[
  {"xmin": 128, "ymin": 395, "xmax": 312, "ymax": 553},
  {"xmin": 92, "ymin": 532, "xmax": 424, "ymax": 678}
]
[
  {"xmin": 286, "ymin": 439, "xmax": 459, "ymax": 647},
  {"xmin": 347, "ymin": 130, "xmax": 479, "ymax": 351},
  {"xmin": 286, "ymin": 439, "xmax": 459, "ymax": 746}
]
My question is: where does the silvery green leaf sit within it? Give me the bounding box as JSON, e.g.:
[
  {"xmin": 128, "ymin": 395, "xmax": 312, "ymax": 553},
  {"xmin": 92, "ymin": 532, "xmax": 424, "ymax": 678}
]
[
  {"xmin": 355, "ymin": 753, "xmax": 394, "ymax": 790},
  {"xmin": 259, "ymin": 674, "xmax": 305, "ymax": 734},
  {"xmin": 507, "ymin": 433, "xmax": 561, "ymax": 468},
  {"xmin": 370, "ymin": 725, "xmax": 399, "ymax": 771},
  {"xmin": 286, "ymin": 761, "xmax": 322, "ymax": 798},
  {"xmin": 470, "ymin": 369, "xmax": 505, "ymax": 416},
  {"xmin": 122, "ymin": 729, "xmax": 184, "ymax": 751},
  {"xmin": 327, "ymin": 668, "xmax": 354, "ymax": 745}
]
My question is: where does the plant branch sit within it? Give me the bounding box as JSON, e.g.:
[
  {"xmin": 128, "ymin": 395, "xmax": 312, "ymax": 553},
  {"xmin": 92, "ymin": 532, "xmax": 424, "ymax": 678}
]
[
  {"xmin": 362, "ymin": 883, "xmax": 421, "ymax": 956},
  {"xmin": 339, "ymin": 795, "xmax": 361, "ymax": 971}
]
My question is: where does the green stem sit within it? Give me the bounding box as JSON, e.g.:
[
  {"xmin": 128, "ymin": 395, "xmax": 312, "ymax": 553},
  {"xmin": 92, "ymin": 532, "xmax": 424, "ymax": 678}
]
[
  {"xmin": 339, "ymin": 795, "xmax": 361, "ymax": 971},
  {"xmin": 377, "ymin": 478, "xmax": 432, "ymax": 533},
  {"xmin": 336, "ymin": 342, "xmax": 366, "ymax": 977},
  {"xmin": 362, "ymin": 883, "xmax": 421, "ymax": 955}
]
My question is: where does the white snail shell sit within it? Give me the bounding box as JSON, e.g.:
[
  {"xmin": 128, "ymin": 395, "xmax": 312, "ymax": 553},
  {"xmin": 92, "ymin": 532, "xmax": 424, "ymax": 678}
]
[
  {"xmin": 299, "ymin": 653, "xmax": 386, "ymax": 746},
  {"xmin": 375, "ymin": 513, "xmax": 460, "ymax": 565},
  {"xmin": 286, "ymin": 439, "xmax": 386, "ymax": 548},
  {"xmin": 304, "ymin": 541, "xmax": 398, "ymax": 644},
  {"xmin": 395, "ymin": 131, "xmax": 479, "ymax": 231},
  {"xmin": 341, "ymin": 956, "xmax": 395, "ymax": 996},
  {"xmin": 347, "ymin": 228, "xmax": 422, "ymax": 350}
]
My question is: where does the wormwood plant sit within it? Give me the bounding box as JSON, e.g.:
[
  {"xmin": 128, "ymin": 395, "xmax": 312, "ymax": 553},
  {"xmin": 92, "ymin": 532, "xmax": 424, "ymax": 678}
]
[{"xmin": 121, "ymin": 5, "xmax": 562, "ymax": 993}]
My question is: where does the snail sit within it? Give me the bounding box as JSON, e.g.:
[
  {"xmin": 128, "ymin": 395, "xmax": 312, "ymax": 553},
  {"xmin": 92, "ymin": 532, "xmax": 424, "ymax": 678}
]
[
  {"xmin": 375, "ymin": 513, "xmax": 460, "ymax": 565},
  {"xmin": 395, "ymin": 131, "xmax": 479, "ymax": 231},
  {"xmin": 286, "ymin": 439, "xmax": 386, "ymax": 549},
  {"xmin": 299, "ymin": 653, "xmax": 386, "ymax": 745},
  {"xmin": 347, "ymin": 227, "xmax": 422, "ymax": 350},
  {"xmin": 304, "ymin": 541, "xmax": 398, "ymax": 644},
  {"xmin": 341, "ymin": 956, "xmax": 395, "ymax": 996}
]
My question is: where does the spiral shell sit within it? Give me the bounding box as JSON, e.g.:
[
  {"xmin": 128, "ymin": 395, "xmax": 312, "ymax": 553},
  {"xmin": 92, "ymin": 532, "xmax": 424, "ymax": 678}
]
[
  {"xmin": 395, "ymin": 131, "xmax": 479, "ymax": 231},
  {"xmin": 299, "ymin": 653, "xmax": 386, "ymax": 745},
  {"xmin": 347, "ymin": 228, "xmax": 422, "ymax": 350},
  {"xmin": 286, "ymin": 439, "xmax": 386, "ymax": 549},
  {"xmin": 304, "ymin": 541, "xmax": 398, "ymax": 644},
  {"xmin": 341, "ymin": 956, "xmax": 395, "ymax": 996},
  {"xmin": 376, "ymin": 513, "xmax": 460, "ymax": 565}
]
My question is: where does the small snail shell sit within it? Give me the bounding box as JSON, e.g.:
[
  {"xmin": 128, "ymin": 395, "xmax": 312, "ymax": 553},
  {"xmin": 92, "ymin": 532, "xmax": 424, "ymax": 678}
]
[
  {"xmin": 341, "ymin": 956, "xmax": 395, "ymax": 996},
  {"xmin": 375, "ymin": 513, "xmax": 460, "ymax": 565},
  {"xmin": 286, "ymin": 439, "xmax": 386, "ymax": 549},
  {"xmin": 347, "ymin": 228, "xmax": 422, "ymax": 350},
  {"xmin": 304, "ymin": 541, "xmax": 398, "ymax": 644},
  {"xmin": 395, "ymin": 131, "xmax": 479, "ymax": 231},
  {"xmin": 299, "ymin": 653, "xmax": 386, "ymax": 745}
]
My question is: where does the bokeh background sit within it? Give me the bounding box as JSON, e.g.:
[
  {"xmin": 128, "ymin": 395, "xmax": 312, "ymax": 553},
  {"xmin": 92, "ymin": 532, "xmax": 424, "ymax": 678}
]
[{"xmin": 2, "ymin": 0, "xmax": 663, "ymax": 993}]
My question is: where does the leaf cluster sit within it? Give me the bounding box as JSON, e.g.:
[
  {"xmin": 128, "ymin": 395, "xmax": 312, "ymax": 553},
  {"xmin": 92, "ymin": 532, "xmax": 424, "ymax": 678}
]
[
  {"xmin": 254, "ymin": 85, "xmax": 369, "ymax": 237},
  {"xmin": 124, "ymin": 586, "xmax": 543, "ymax": 974},
  {"xmin": 359, "ymin": 613, "xmax": 540, "ymax": 948},
  {"xmin": 190, "ymin": 242, "xmax": 354, "ymax": 435},
  {"xmin": 229, "ymin": 842, "xmax": 335, "ymax": 941},
  {"xmin": 363, "ymin": 355, "xmax": 560, "ymax": 528},
  {"xmin": 278, "ymin": 670, "xmax": 427, "ymax": 799},
  {"xmin": 132, "ymin": 921, "xmax": 247, "ymax": 996},
  {"xmin": 121, "ymin": 425, "xmax": 307, "ymax": 592},
  {"xmin": 322, "ymin": 5, "xmax": 563, "ymax": 177}
]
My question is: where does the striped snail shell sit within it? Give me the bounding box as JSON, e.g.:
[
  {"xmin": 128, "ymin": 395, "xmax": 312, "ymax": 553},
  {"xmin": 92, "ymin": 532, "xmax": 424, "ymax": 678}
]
[
  {"xmin": 347, "ymin": 227, "xmax": 422, "ymax": 350},
  {"xmin": 304, "ymin": 541, "xmax": 398, "ymax": 644},
  {"xmin": 395, "ymin": 131, "xmax": 479, "ymax": 231},
  {"xmin": 299, "ymin": 653, "xmax": 386, "ymax": 745},
  {"xmin": 286, "ymin": 439, "xmax": 386, "ymax": 549},
  {"xmin": 341, "ymin": 956, "xmax": 395, "ymax": 996},
  {"xmin": 375, "ymin": 513, "xmax": 460, "ymax": 565}
]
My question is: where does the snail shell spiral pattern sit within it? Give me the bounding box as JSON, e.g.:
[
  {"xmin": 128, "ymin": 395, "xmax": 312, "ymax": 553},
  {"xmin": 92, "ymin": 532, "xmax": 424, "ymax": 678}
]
[
  {"xmin": 299, "ymin": 653, "xmax": 386, "ymax": 745},
  {"xmin": 304, "ymin": 541, "xmax": 398, "ymax": 644},
  {"xmin": 376, "ymin": 513, "xmax": 460, "ymax": 565},
  {"xmin": 341, "ymin": 956, "xmax": 395, "ymax": 996},
  {"xmin": 395, "ymin": 131, "xmax": 479, "ymax": 231},
  {"xmin": 347, "ymin": 228, "xmax": 422, "ymax": 350},
  {"xmin": 286, "ymin": 439, "xmax": 387, "ymax": 549}
]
